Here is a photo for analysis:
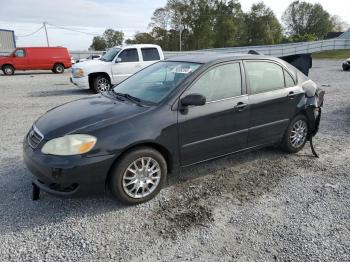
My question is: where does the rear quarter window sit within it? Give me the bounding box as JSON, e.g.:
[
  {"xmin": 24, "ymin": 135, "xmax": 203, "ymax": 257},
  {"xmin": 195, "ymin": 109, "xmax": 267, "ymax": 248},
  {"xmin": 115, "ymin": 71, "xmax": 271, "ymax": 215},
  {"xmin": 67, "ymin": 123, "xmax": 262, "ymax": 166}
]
[{"xmin": 141, "ymin": 48, "xmax": 160, "ymax": 61}]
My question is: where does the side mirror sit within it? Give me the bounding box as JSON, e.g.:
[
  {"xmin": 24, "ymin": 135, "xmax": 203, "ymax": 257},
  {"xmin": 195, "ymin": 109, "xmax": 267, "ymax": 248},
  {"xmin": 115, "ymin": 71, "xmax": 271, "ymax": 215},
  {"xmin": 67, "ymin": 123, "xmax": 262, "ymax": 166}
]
[
  {"xmin": 180, "ymin": 94, "xmax": 206, "ymax": 107},
  {"xmin": 116, "ymin": 57, "xmax": 122, "ymax": 63}
]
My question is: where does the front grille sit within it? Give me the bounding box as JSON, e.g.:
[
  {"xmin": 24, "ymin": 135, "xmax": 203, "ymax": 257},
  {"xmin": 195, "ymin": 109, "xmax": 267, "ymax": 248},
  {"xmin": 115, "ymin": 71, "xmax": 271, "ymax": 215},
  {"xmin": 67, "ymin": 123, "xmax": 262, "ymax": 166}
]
[{"xmin": 27, "ymin": 126, "xmax": 44, "ymax": 149}]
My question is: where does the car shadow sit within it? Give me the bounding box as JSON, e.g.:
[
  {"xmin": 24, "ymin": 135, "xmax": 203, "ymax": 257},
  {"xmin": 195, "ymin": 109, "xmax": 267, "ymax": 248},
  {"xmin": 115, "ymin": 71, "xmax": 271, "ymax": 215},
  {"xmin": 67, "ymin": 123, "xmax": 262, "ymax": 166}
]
[
  {"xmin": 0, "ymin": 156, "xmax": 125, "ymax": 235},
  {"xmin": 28, "ymin": 89, "xmax": 92, "ymax": 97},
  {"xmin": 1, "ymin": 71, "xmax": 70, "ymax": 76},
  {"xmin": 0, "ymin": 146, "xmax": 318, "ymax": 235}
]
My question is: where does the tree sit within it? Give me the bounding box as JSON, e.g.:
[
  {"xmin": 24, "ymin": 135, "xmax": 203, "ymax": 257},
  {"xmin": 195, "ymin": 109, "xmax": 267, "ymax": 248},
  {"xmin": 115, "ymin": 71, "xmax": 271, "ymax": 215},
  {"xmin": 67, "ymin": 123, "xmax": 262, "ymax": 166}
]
[
  {"xmin": 89, "ymin": 36, "xmax": 107, "ymax": 51},
  {"xmin": 103, "ymin": 29, "xmax": 124, "ymax": 48},
  {"xmin": 282, "ymin": 1, "xmax": 334, "ymax": 39},
  {"xmin": 89, "ymin": 29, "xmax": 124, "ymax": 51},
  {"xmin": 125, "ymin": 32, "xmax": 156, "ymax": 44},
  {"xmin": 213, "ymin": 0, "xmax": 245, "ymax": 47},
  {"xmin": 331, "ymin": 15, "xmax": 349, "ymax": 32},
  {"xmin": 244, "ymin": 2, "xmax": 283, "ymax": 45}
]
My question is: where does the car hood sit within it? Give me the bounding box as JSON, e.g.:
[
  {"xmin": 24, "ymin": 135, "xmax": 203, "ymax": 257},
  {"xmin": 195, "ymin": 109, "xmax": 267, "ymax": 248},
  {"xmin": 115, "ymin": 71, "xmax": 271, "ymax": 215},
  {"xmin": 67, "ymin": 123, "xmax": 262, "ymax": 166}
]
[
  {"xmin": 73, "ymin": 59, "xmax": 107, "ymax": 68},
  {"xmin": 35, "ymin": 95, "xmax": 149, "ymax": 139}
]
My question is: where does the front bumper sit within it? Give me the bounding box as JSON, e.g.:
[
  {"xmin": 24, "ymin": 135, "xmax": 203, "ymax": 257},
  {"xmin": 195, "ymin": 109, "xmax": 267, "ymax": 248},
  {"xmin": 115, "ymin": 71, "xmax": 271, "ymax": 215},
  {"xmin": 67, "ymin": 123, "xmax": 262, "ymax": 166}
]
[
  {"xmin": 70, "ymin": 76, "xmax": 89, "ymax": 89},
  {"xmin": 342, "ymin": 63, "xmax": 350, "ymax": 70},
  {"xmin": 23, "ymin": 139, "xmax": 117, "ymax": 197}
]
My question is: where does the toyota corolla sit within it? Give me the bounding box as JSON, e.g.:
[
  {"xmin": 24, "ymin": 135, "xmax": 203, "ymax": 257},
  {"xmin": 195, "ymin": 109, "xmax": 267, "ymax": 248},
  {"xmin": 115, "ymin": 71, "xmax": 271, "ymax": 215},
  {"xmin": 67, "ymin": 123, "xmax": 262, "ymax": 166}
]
[{"xmin": 23, "ymin": 53, "xmax": 324, "ymax": 204}]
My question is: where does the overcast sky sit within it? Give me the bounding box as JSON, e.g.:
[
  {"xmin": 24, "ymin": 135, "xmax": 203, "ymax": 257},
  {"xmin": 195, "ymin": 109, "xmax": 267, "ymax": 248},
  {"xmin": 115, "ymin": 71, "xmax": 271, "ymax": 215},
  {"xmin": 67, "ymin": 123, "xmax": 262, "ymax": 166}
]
[{"xmin": 0, "ymin": 0, "xmax": 349, "ymax": 50}]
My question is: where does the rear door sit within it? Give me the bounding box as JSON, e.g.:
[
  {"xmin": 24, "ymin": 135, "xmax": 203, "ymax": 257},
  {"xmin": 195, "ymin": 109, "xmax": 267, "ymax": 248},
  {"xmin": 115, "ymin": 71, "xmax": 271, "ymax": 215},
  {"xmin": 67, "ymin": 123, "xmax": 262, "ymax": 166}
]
[
  {"xmin": 244, "ymin": 60, "xmax": 301, "ymax": 146},
  {"xmin": 111, "ymin": 48, "xmax": 141, "ymax": 83},
  {"xmin": 12, "ymin": 49, "xmax": 28, "ymax": 70},
  {"xmin": 178, "ymin": 61, "xmax": 250, "ymax": 166}
]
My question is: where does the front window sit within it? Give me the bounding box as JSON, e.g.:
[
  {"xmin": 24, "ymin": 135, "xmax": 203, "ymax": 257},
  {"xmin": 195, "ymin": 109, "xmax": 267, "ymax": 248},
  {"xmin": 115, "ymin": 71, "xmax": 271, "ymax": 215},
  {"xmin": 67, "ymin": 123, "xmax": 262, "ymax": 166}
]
[
  {"xmin": 14, "ymin": 49, "xmax": 25, "ymax": 57},
  {"xmin": 118, "ymin": 48, "xmax": 139, "ymax": 62},
  {"xmin": 185, "ymin": 63, "xmax": 242, "ymax": 102},
  {"xmin": 100, "ymin": 48, "xmax": 121, "ymax": 62},
  {"xmin": 113, "ymin": 61, "xmax": 201, "ymax": 104}
]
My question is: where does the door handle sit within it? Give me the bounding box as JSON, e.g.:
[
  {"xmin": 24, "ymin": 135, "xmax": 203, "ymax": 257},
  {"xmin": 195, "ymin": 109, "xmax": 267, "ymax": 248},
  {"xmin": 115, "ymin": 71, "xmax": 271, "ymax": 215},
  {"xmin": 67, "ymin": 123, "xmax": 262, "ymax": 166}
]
[
  {"xmin": 234, "ymin": 102, "xmax": 248, "ymax": 111},
  {"xmin": 287, "ymin": 91, "xmax": 297, "ymax": 99}
]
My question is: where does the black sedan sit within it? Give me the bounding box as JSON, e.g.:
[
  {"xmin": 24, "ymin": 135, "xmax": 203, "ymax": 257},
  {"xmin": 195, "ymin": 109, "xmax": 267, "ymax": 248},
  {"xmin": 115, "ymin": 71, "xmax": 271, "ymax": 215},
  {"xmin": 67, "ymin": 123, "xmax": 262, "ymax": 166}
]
[
  {"xmin": 23, "ymin": 53, "xmax": 324, "ymax": 204},
  {"xmin": 343, "ymin": 58, "xmax": 350, "ymax": 71}
]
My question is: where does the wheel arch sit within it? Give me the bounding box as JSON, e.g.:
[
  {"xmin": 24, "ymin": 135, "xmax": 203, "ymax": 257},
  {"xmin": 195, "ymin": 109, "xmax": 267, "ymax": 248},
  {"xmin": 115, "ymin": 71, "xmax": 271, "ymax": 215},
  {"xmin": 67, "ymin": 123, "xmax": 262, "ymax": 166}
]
[
  {"xmin": 2, "ymin": 64, "xmax": 15, "ymax": 70},
  {"xmin": 88, "ymin": 72, "xmax": 111, "ymax": 88},
  {"xmin": 105, "ymin": 141, "xmax": 174, "ymax": 188}
]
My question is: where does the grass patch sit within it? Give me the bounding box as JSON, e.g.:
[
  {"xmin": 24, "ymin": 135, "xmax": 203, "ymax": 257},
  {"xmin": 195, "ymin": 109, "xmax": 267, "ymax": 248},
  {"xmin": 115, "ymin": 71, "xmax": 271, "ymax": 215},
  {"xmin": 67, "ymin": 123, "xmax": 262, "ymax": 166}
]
[{"xmin": 312, "ymin": 49, "xmax": 350, "ymax": 59}]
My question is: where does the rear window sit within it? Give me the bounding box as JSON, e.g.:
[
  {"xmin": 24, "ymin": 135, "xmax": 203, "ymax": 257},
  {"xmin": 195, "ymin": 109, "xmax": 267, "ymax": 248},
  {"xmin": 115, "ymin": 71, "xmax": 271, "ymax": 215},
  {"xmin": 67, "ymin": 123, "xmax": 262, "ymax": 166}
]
[
  {"xmin": 245, "ymin": 61, "xmax": 285, "ymax": 94},
  {"xmin": 141, "ymin": 48, "xmax": 160, "ymax": 61}
]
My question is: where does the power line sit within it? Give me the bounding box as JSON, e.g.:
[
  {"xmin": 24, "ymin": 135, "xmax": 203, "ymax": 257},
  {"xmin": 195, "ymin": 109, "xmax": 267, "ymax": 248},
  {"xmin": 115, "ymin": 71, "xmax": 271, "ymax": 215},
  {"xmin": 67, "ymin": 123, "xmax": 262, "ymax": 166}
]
[
  {"xmin": 16, "ymin": 26, "xmax": 44, "ymax": 37},
  {"xmin": 47, "ymin": 23, "xmax": 102, "ymax": 36}
]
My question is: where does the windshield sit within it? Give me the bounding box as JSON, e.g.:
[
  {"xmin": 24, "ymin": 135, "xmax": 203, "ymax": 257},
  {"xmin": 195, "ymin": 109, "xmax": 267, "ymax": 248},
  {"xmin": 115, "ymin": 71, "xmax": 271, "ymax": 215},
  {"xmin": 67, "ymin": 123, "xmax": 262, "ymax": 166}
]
[
  {"xmin": 113, "ymin": 61, "xmax": 201, "ymax": 104},
  {"xmin": 101, "ymin": 48, "xmax": 121, "ymax": 62}
]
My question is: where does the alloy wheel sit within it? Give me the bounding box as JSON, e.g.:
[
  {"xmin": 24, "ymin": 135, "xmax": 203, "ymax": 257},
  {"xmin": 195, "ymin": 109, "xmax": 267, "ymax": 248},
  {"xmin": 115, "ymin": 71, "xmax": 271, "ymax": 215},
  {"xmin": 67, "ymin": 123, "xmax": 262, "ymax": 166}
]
[
  {"xmin": 122, "ymin": 157, "xmax": 161, "ymax": 199},
  {"xmin": 97, "ymin": 78, "xmax": 110, "ymax": 92},
  {"xmin": 290, "ymin": 120, "xmax": 307, "ymax": 148}
]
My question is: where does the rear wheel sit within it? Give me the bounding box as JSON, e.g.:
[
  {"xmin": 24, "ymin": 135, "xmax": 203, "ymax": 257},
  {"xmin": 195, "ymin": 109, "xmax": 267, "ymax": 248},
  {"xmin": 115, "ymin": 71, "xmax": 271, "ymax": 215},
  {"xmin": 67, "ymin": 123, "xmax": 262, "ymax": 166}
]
[
  {"xmin": 2, "ymin": 65, "xmax": 14, "ymax": 75},
  {"xmin": 92, "ymin": 75, "xmax": 111, "ymax": 93},
  {"xmin": 108, "ymin": 147, "xmax": 167, "ymax": 204},
  {"xmin": 281, "ymin": 114, "xmax": 309, "ymax": 153},
  {"xmin": 52, "ymin": 63, "xmax": 65, "ymax": 74}
]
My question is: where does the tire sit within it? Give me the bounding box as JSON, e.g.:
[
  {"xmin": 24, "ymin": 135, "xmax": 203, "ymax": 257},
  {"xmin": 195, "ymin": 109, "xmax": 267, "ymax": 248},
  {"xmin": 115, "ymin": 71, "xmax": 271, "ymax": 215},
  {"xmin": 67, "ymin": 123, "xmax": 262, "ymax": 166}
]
[
  {"xmin": 52, "ymin": 64, "xmax": 65, "ymax": 74},
  {"xmin": 281, "ymin": 114, "xmax": 309, "ymax": 153},
  {"xmin": 92, "ymin": 75, "xmax": 111, "ymax": 93},
  {"xmin": 108, "ymin": 147, "xmax": 167, "ymax": 205},
  {"xmin": 2, "ymin": 65, "xmax": 14, "ymax": 75}
]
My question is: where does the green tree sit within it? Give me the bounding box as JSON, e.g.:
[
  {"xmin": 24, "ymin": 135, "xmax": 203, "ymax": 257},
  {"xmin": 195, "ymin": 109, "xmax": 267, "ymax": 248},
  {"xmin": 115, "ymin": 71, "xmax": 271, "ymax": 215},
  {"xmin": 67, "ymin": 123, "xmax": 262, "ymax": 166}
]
[
  {"xmin": 89, "ymin": 36, "xmax": 107, "ymax": 51},
  {"xmin": 125, "ymin": 32, "xmax": 156, "ymax": 44},
  {"xmin": 103, "ymin": 29, "xmax": 124, "ymax": 48},
  {"xmin": 244, "ymin": 2, "xmax": 282, "ymax": 45},
  {"xmin": 213, "ymin": 0, "xmax": 244, "ymax": 47},
  {"xmin": 282, "ymin": 1, "xmax": 334, "ymax": 39}
]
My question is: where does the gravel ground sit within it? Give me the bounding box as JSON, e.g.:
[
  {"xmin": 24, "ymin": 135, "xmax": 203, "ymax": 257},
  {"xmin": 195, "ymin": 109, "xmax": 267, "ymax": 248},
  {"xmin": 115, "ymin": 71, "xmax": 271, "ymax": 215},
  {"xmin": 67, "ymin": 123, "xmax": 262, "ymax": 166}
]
[{"xmin": 0, "ymin": 60, "xmax": 349, "ymax": 261}]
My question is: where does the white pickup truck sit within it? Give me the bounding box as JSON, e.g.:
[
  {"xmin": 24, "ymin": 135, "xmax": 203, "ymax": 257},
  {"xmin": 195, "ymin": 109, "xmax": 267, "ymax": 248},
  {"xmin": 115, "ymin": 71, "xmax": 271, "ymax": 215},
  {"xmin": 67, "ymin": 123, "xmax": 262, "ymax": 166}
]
[{"xmin": 71, "ymin": 44, "xmax": 164, "ymax": 93}]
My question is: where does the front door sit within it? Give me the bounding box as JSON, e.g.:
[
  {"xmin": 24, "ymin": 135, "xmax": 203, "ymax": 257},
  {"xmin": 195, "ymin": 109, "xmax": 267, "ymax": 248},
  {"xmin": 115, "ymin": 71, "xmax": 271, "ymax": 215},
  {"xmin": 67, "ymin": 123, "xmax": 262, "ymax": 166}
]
[
  {"xmin": 178, "ymin": 62, "xmax": 250, "ymax": 166},
  {"xmin": 12, "ymin": 49, "xmax": 28, "ymax": 70},
  {"xmin": 111, "ymin": 48, "xmax": 142, "ymax": 84}
]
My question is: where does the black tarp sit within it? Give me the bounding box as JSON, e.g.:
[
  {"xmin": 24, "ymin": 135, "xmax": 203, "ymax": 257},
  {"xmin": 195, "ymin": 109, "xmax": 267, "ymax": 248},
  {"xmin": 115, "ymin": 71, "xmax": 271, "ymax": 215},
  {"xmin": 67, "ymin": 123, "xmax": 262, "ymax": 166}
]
[{"xmin": 279, "ymin": 53, "xmax": 312, "ymax": 76}]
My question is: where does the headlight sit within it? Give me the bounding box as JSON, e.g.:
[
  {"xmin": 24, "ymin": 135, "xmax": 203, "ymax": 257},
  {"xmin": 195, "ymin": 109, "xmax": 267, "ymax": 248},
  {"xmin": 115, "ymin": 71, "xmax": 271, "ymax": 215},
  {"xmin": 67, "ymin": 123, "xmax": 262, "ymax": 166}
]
[
  {"xmin": 72, "ymin": 68, "xmax": 84, "ymax": 78},
  {"xmin": 41, "ymin": 134, "xmax": 97, "ymax": 156}
]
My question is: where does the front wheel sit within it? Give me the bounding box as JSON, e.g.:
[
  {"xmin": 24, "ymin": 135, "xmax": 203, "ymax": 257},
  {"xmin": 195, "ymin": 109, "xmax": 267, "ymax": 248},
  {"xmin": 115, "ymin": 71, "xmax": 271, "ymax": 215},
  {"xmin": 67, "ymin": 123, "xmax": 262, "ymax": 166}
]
[
  {"xmin": 92, "ymin": 75, "xmax": 111, "ymax": 93},
  {"xmin": 108, "ymin": 147, "xmax": 167, "ymax": 204},
  {"xmin": 2, "ymin": 65, "xmax": 14, "ymax": 75},
  {"xmin": 281, "ymin": 114, "xmax": 309, "ymax": 153}
]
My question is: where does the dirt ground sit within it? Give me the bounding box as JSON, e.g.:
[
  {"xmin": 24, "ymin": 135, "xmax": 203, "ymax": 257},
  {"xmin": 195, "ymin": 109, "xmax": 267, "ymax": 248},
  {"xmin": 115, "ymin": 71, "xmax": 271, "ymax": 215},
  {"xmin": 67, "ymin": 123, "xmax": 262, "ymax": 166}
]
[{"xmin": 0, "ymin": 59, "xmax": 349, "ymax": 261}]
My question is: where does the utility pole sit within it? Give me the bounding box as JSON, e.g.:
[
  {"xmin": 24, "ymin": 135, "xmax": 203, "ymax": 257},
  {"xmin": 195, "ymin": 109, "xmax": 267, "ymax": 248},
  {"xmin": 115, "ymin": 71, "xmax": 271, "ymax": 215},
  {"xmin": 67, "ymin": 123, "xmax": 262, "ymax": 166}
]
[
  {"xmin": 43, "ymin": 22, "xmax": 50, "ymax": 47},
  {"xmin": 179, "ymin": 16, "xmax": 182, "ymax": 52}
]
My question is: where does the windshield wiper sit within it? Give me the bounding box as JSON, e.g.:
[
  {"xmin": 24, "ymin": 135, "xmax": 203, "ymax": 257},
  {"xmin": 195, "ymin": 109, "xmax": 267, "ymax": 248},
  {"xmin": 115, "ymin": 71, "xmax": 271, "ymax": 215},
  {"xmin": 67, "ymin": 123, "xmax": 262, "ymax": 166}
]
[{"xmin": 113, "ymin": 91, "xmax": 142, "ymax": 105}]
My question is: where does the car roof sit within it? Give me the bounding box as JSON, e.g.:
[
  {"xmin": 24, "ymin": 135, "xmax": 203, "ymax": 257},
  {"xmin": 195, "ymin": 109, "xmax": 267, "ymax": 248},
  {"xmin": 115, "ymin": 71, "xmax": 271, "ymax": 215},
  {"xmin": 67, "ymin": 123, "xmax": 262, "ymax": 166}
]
[
  {"xmin": 166, "ymin": 52, "xmax": 280, "ymax": 64},
  {"xmin": 114, "ymin": 44, "xmax": 161, "ymax": 49}
]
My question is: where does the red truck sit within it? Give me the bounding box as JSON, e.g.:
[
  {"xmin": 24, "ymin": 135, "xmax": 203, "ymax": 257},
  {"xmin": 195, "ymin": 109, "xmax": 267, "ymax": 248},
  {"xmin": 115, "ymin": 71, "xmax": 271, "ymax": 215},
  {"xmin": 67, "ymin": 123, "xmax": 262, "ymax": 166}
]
[{"xmin": 0, "ymin": 47, "xmax": 72, "ymax": 75}]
